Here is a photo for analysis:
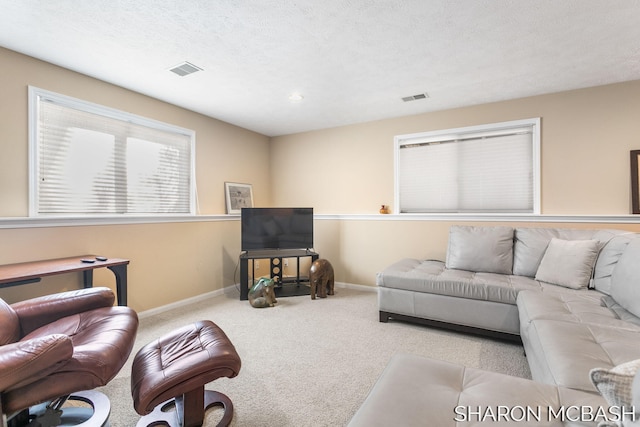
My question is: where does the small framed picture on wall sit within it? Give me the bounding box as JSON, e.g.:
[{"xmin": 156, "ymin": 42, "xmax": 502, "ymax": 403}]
[
  {"xmin": 225, "ymin": 182, "xmax": 254, "ymax": 214},
  {"xmin": 631, "ymin": 150, "xmax": 640, "ymax": 214}
]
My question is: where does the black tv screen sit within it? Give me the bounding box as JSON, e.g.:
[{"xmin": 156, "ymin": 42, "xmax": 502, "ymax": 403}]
[{"xmin": 241, "ymin": 208, "xmax": 314, "ymax": 251}]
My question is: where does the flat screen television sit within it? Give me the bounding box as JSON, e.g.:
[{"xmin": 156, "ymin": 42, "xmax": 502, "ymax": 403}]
[{"xmin": 241, "ymin": 207, "xmax": 313, "ymax": 251}]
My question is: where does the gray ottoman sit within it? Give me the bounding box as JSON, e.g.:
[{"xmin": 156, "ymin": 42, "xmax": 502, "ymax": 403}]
[{"xmin": 348, "ymin": 354, "xmax": 607, "ymax": 427}]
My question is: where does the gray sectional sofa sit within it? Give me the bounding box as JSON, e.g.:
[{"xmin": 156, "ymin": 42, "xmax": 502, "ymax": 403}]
[{"xmin": 350, "ymin": 226, "xmax": 640, "ymax": 426}]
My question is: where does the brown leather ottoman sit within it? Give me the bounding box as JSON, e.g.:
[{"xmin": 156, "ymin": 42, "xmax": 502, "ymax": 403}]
[{"xmin": 131, "ymin": 320, "xmax": 242, "ymax": 427}]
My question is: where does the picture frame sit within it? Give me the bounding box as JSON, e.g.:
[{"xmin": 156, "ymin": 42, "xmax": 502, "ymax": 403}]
[
  {"xmin": 225, "ymin": 182, "xmax": 254, "ymax": 214},
  {"xmin": 632, "ymin": 150, "xmax": 640, "ymax": 214}
]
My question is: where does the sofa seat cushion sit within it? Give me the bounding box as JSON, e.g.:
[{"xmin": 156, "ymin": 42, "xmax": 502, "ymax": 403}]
[
  {"xmin": 18, "ymin": 306, "xmax": 138, "ymax": 388},
  {"xmin": 378, "ymin": 259, "xmax": 548, "ymax": 305},
  {"xmin": 518, "ymin": 290, "xmax": 640, "ymax": 331},
  {"xmin": 601, "ymin": 295, "xmax": 640, "ymax": 327},
  {"xmin": 521, "ymin": 319, "xmax": 640, "ymax": 393},
  {"xmin": 348, "ymin": 353, "xmax": 608, "ymax": 427}
]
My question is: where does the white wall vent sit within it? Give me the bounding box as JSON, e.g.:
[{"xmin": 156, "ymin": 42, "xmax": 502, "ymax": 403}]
[
  {"xmin": 169, "ymin": 62, "xmax": 203, "ymax": 76},
  {"xmin": 401, "ymin": 92, "xmax": 429, "ymax": 102}
]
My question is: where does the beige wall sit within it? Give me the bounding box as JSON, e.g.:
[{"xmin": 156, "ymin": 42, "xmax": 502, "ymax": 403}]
[
  {"xmin": 0, "ymin": 220, "xmax": 243, "ymax": 310},
  {"xmin": 3, "ymin": 45, "xmax": 640, "ymax": 311},
  {"xmin": 271, "ymin": 81, "xmax": 640, "ymax": 215},
  {"xmin": 0, "ymin": 47, "xmax": 269, "ymax": 310},
  {"xmin": 270, "ymin": 81, "xmax": 640, "ymax": 287},
  {"xmin": 0, "ymin": 47, "xmax": 271, "ymax": 216}
]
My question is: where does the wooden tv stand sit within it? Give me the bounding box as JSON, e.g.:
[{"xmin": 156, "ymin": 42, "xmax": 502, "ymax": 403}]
[{"xmin": 239, "ymin": 249, "xmax": 319, "ymax": 300}]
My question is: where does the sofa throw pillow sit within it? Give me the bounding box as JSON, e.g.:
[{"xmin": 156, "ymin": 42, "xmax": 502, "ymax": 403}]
[
  {"xmin": 445, "ymin": 226, "xmax": 514, "ymax": 274},
  {"xmin": 632, "ymin": 371, "xmax": 640, "ymax": 426},
  {"xmin": 534, "ymin": 238, "xmax": 600, "ymax": 289},
  {"xmin": 590, "ymin": 359, "xmax": 640, "ymax": 423}
]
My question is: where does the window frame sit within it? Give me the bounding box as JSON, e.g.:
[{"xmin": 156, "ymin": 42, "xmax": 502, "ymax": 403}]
[
  {"xmin": 394, "ymin": 118, "xmax": 541, "ymax": 215},
  {"xmin": 28, "ymin": 86, "xmax": 197, "ymax": 217}
]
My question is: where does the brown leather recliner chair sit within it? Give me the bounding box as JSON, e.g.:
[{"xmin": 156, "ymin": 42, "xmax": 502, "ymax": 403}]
[{"xmin": 0, "ymin": 287, "xmax": 138, "ymax": 426}]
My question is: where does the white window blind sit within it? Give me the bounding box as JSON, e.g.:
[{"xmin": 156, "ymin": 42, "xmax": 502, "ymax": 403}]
[
  {"xmin": 29, "ymin": 87, "xmax": 195, "ymax": 216},
  {"xmin": 395, "ymin": 118, "xmax": 540, "ymax": 214}
]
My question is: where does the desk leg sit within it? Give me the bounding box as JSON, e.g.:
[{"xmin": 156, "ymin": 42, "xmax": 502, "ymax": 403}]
[
  {"xmin": 240, "ymin": 258, "xmax": 249, "ymax": 301},
  {"xmin": 107, "ymin": 265, "xmax": 128, "ymax": 306},
  {"xmin": 83, "ymin": 271, "xmax": 94, "ymax": 288}
]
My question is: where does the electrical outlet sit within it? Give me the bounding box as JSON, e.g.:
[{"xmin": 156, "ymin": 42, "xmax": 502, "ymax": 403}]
[
  {"xmin": 284, "ymin": 259, "xmax": 289, "ymax": 267},
  {"xmin": 255, "ymin": 260, "xmax": 260, "ymax": 269}
]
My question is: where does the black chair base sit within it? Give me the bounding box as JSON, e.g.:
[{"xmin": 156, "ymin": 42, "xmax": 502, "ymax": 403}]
[
  {"xmin": 8, "ymin": 391, "xmax": 110, "ymax": 427},
  {"xmin": 136, "ymin": 389, "xmax": 233, "ymax": 427}
]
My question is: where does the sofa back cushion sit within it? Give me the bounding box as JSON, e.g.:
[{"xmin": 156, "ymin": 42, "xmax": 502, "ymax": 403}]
[
  {"xmin": 445, "ymin": 226, "xmax": 514, "ymax": 274},
  {"xmin": 611, "ymin": 237, "xmax": 640, "ymax": 318},
  {"xmin": 593, "ymin": 233, "xmax": 637, "ymax": 295},
  {"xmin": 513, "ymin": 228, "xmax": 618, "ymax": 278}
]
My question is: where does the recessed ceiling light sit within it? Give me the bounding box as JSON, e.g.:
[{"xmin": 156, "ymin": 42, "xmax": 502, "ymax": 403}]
[
  {"xmin": 169, "ymin": 61, "xmax": 203, "ymax": 77},
  {"xmin": 288, "ymin": 92, "xmax": 304, "ymax": 102}
]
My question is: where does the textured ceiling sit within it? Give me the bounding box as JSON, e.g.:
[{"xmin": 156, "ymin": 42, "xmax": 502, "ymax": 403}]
[{"xmin": 1, "ymin": 1, "xmax": 640, "ymax": 137}]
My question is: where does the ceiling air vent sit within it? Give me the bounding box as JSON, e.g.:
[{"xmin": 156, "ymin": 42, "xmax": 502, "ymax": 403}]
[
  {"xmin": 402, "ymin": 92, "xmax": 429, "ymax": 102},
  {"xmin": 169, "ymin": 61, "xmax": 203, "ymax": 77}
]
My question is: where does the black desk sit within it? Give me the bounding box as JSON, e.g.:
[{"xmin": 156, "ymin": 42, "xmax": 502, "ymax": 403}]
[
  {"xmin": 239, "ymin": 249, "xmax": 319, "ymax": 300},
  {"xmin": 0, "ymin": 255, "xmax": 129, "ymax": 306}
]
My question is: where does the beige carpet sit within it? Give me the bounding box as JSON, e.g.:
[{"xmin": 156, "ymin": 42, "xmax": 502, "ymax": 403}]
[{"xmin": 97, "ymin": 286, "xmax": 531, "ymax": 426}]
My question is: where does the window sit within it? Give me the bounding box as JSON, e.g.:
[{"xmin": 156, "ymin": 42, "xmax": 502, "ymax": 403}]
[
  {"xmin": 395, "ymin": 118, "xmax": 540, "ymax": 214},
  {"xmin": 29, "ymin": 87, "xmax": 195, "ymax": 216}
]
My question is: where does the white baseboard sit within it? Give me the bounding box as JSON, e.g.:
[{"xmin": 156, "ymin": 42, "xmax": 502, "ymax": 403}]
[
  {"xmin": 137, "ymin": 287, "xmax": 226, "ymax": 319},
  {"xmin": 138, "ymin": 281, "xmax": 376, "ymax": 319},
  {"xmin": 335, "ymin": 281, "xmax": 378, "ymax": 292}
]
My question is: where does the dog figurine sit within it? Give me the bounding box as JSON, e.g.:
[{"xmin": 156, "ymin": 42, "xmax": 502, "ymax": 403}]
[
  {"xmin": 309, "ymin": 259, "xmax": 334, "ymax": 300},
  {"xmin": 249, "ymin": 278, "xmax": 277, "ymax": 308}
]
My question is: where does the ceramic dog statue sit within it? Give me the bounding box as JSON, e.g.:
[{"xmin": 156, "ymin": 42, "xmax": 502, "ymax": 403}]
[
  {"xmin": 309, "ymin": 258, "xmax": 334, "ymax": 300},
  {"xmin": 249, "ymin": 278, "xmax": 277, "ymax": 308}
]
